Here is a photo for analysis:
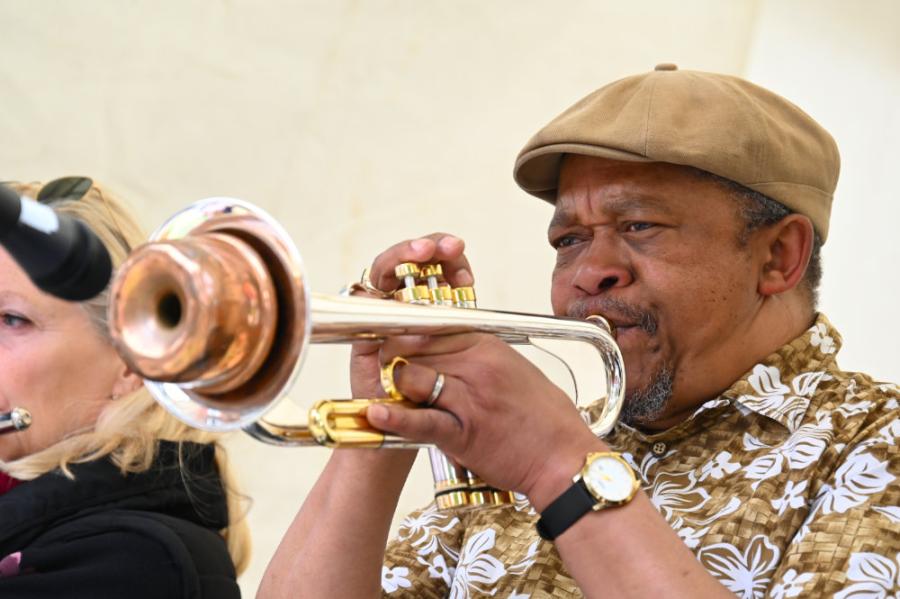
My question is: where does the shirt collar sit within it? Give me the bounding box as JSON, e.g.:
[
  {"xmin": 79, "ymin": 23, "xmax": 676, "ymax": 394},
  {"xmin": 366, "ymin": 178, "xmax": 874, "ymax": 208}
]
[{"xmin": 719, "ymin": 313, "xmax": 841, "ymax": 433}]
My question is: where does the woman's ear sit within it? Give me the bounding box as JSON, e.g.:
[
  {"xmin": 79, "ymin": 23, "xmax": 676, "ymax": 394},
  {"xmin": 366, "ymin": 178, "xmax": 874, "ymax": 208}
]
[
  {"xmin": 754, "ymin": 214, "xmax": 815, "ymax": 297},
  {"xmin": 111, "ymin": 363, "xmax": 143, "ymax": 400}
]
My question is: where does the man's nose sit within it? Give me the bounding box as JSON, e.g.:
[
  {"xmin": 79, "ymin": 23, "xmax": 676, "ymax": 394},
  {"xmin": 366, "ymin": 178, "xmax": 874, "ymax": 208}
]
[{"xmin": 571, "ymin": 240, "xmax": 633, "ymax": 294}]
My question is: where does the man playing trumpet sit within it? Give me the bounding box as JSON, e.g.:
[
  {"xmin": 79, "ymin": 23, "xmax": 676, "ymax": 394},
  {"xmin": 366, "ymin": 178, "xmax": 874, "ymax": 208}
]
[{"xmin": 259, "ymin": 65, "xmax": 899, "ymax": 598}]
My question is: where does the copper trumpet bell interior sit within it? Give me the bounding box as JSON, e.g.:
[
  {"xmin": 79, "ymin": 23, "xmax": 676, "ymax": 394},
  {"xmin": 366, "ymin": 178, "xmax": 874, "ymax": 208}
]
[{"xmin": 108, "ymin": 198, "xmax": 310, "ymax": 431}]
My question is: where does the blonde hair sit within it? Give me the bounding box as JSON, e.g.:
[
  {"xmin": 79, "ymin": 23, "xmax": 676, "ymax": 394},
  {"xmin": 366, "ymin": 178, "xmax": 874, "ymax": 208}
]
[{"xmin": 0, "ymin": 180, "xmax": 251, "ymax": 575}]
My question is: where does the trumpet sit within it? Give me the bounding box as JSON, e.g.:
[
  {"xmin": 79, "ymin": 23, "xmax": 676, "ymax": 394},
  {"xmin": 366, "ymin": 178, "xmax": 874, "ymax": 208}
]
[{"xmin": 108, "ymin": 198, "xmax": 625, "ymax": 507}]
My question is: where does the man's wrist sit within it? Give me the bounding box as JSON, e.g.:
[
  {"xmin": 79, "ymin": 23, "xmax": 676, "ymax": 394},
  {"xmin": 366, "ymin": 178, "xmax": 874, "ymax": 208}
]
[{"xmin": 525, "ymin": 437, "xmax": 611, "ymax": 512}]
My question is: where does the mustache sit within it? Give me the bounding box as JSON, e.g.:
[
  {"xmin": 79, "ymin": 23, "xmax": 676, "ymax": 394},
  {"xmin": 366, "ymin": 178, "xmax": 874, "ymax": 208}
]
[{"xmin": 567, "ymin": 297, "xmax": 658, "ymax": 335}]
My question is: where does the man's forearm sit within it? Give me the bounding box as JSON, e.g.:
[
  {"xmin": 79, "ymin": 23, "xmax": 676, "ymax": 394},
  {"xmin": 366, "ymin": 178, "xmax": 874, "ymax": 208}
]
[
  {"xmin": 256, "ymin": 449, "xmax": 416, "ymax": 599},
  {"xmin": 555, "ymin": 491, "xmax": 733, "ymax": 598}
]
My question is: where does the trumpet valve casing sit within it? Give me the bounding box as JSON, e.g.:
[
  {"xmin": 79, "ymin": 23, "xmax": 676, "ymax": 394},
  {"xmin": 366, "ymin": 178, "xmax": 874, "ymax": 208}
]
[{"xmin": 392, "ymin": 263, "xmax": 512, "ymax": 509}]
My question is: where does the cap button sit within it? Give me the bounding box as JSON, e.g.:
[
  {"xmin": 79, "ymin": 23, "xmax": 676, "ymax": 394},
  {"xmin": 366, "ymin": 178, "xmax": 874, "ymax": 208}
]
[{"xmin": 654, "ymin": 63, "xmax": 678, "ymax": 71}]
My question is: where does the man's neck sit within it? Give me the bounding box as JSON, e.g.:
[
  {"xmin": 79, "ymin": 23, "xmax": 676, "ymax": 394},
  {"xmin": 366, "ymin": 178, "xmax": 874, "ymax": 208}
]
[{"xmin": 642, "ymin": 294, "xmax": 816, "ymax": 432}]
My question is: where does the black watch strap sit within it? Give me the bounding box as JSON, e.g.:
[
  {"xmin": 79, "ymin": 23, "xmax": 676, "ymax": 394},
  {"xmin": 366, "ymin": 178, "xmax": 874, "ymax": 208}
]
[{"xmin": 536, "ymin": 478, "xmax": 597, "ymax": 541}]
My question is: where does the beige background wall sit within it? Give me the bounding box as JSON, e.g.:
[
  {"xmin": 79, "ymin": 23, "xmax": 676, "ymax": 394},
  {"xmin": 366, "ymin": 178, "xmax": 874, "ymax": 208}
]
[{"xmin": 1, "ymin": 1, "xmax": 897, "ymax": 595}]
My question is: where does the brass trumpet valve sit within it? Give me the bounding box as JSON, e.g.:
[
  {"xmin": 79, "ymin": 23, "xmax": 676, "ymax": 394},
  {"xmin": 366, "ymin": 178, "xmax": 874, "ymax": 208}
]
[
  {"xmin": 393, "ymin": 263, "xmax": 431, "ymax": 304},
  {"xmin": 393, "ymin": 262, "xmax": 473, "ymax": 308},
  {"xmin": 394, "ymin": 262, "xmax": 420, "ymax": 289},
  {"xmin": 419, "ymin": 264, "xmax": 453, "ymax": 306},
  {"xmin": 393, "ymin": 285, "xmax": 432, "ymax": 304},
  {"xmin": 452, "ymin": 286, "xmax": 477, "ymax": 309}
]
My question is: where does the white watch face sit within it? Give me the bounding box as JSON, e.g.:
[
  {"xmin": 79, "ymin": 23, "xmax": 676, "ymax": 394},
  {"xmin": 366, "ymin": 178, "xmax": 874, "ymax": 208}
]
[{"xmin": 583, "ymin": 455, "xmax": 636, "ymax": 503}]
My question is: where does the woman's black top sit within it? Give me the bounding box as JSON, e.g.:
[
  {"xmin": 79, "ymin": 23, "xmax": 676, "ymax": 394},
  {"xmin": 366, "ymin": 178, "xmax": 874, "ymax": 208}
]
[{"xmin": 0, "ymin": 441, "xmax": 240, "ymax": 598}]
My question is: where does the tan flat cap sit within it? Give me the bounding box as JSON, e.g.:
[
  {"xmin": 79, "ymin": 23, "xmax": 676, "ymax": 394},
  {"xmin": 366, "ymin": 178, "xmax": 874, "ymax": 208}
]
[{"xmin": 514, "ymin": 64, "xmax": 840, "ymax": 240}]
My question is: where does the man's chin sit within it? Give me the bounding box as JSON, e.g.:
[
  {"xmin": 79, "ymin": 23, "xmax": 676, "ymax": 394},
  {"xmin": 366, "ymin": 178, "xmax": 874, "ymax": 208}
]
[{"xmin": 619, "ymin": 365, "xmax": 674, "ymax": 427}]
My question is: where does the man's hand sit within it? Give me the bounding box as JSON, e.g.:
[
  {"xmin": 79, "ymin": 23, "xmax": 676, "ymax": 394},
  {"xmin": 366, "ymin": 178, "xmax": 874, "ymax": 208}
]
[
  {"xmin": 349, "ymin": 233, "xmax": 474, "ymax": 399},
  {"xmin": 367, "ymin": 332, "xmax": 606, "ymax": 509}
]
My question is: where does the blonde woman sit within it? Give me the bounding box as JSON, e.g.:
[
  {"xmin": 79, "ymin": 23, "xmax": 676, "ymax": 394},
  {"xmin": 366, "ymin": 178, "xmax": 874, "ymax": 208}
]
[{"xmin": 0, "ymin": 178, "xmax": 249, "ymax": 597}]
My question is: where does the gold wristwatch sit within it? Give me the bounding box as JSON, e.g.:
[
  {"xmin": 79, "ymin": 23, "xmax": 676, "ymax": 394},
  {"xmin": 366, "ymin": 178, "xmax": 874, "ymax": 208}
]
[{"xmin": 536, "ymin": 451, "xmax": 639, "ymax": 541}]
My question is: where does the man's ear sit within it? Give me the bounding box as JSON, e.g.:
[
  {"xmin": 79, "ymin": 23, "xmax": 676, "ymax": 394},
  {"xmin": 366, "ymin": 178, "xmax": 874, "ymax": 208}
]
[{"xmin": 754, "ymin": 214, "xmax": 814, "ymax": 297}]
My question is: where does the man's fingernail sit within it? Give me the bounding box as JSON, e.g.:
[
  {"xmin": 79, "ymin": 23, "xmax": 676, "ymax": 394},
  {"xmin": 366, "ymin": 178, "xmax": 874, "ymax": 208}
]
[
  {"xmin": 455, "ymin": 269, "xmax": 474, "ymax": 286},
  {"xmin": 368, "ymin": 404, "xmax": 389, "ymax": 422},
  {"xmin": 411, "ymin": 239, "xmax": 430, "ymax": 253}
]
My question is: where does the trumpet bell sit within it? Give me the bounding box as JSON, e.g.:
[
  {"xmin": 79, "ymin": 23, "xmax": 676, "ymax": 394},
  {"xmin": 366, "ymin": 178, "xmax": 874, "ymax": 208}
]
[{"xmin": 109, "ymin": 198, "xmax": 311, "ymax": 431}]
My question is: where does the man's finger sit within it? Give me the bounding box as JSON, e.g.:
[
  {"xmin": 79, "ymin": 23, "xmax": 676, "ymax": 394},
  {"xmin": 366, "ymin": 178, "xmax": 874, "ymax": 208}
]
[
  {"xmin": 380, "ymin": 332, "xmax": 491, "ymax": 361},
  {"xmin": 351, "ymin": 339, "xmax": 382, "ymax": 358},
  {"xmin": 369, "ymin": 234, "xmax": 474, "ymax": 291},
  {"xmin": 431, "ymin": 235, "xmax": 474, "ymax": 288},
  {"xmin": 370, "ymin": 238, "xmax": 435, "ymax": 291},
  {"xmin": 366, "ymin": 402, "xmax": 462, "ymax": 447},
  {"xmin": 392, "ymin": 360, "xmax": 447, "ymax": 406}
]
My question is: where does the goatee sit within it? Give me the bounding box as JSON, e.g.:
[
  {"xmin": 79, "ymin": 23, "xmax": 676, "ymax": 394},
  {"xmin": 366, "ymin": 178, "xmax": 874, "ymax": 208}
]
[{"xmin": 619, "ymin": 365, "xmax": 674, "ymax": 427}]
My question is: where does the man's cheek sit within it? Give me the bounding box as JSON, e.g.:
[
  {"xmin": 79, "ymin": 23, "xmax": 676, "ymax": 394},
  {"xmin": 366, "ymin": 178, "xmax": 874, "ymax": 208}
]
[{"xmin": 549, "ymin": 278, "xmax": 569, "ymax": 315}]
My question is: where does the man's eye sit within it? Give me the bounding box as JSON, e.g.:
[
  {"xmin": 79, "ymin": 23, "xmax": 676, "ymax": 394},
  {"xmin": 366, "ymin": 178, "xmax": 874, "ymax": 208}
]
[
  {"xmin": 552, "ymin": 235, "xmax": 581, "ymax": 249},
  {"xmin": 624, "ymin": 222, "xmax": 655, "ymax": 233}
]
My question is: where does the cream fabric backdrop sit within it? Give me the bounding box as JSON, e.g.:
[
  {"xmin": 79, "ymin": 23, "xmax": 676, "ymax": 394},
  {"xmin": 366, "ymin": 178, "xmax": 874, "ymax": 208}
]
[{"xmin": 1, "ymin": 1, "xmax": 896, "ymax": 596}]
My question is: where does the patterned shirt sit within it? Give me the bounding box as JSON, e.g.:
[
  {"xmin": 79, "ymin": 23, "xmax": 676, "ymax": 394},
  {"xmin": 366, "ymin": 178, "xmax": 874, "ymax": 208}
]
[{"xmin": 381, "ymin": 315, "xmax": 900, "ymax": 598}]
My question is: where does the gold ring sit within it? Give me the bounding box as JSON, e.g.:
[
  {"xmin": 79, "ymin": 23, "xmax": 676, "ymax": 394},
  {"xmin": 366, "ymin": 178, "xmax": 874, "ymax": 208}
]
[
  {"xmin": 339, "ymin": 268, "xmax": 393, "ymax": 298},
  {"xmin": 360, "ymin": 268, "xmax": 392, "ymax": 298},
  {"xmin": 380, "ymin": 356, "xmax": 409, "ymax": 400},
  {"xmin": 424, "ymin": 373, "xmax": 445, "ymax": 408}
]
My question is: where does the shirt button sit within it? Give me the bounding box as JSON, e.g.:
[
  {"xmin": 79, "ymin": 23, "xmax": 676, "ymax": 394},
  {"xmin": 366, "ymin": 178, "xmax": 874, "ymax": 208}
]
[{"xmin": 651, "ymin": 442, "xmax": 667, "ymax": 456}]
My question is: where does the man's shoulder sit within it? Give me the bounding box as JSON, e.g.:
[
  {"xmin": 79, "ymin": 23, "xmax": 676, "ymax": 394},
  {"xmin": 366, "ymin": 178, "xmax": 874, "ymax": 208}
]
[
  {"xmin": 814, "ymin": 365, "xmax": 898, "ymax": 409},
  {"xmin": 808, "ymin": 366, "xmax": 898, "ymax": 442}
]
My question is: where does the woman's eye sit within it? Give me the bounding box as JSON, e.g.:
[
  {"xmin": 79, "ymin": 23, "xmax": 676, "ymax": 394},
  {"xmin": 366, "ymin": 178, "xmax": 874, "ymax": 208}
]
[{"xmin": 1, "ymin": 313, "xmax": 31, "ymax": 329}]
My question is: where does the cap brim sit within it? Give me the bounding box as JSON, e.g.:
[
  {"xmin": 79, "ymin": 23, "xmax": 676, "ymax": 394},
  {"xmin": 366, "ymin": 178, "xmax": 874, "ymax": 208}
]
[{"xmin": 514, "ymin": 143, "xmax": 653, "ymax": 203}]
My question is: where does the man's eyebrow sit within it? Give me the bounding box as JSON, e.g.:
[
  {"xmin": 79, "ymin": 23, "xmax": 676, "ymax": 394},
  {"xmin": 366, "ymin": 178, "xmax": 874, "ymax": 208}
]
[
  {"xmin": 606, "ymin": 195, "xmax": 675, "ymax": 215},
  {"xmin": 548, "ymin": 194, "xmax": 675, "ymax": 229},
  {"xmin": 548, "ymin": 209, "xmax": 576, "ymax": 230}
]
